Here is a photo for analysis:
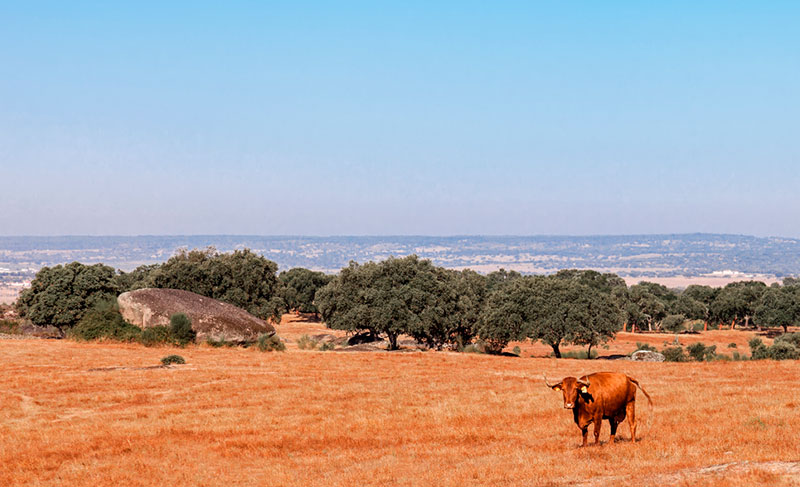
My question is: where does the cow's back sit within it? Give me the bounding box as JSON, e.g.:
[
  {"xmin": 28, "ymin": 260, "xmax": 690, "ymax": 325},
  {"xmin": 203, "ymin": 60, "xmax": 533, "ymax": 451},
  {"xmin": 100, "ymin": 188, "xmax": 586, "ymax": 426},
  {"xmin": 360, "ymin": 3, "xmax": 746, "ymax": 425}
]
[{"xmin": 583, "ymin": 372, "xmax": 636, "ymax": 416}]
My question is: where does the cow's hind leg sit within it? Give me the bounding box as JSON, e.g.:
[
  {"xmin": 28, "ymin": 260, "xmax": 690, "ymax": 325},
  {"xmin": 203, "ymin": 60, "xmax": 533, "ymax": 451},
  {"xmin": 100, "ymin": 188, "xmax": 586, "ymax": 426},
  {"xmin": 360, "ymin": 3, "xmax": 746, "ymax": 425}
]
[
  {"xmin": 609, "ymin": 419, "xmax": 618, "ymax": 444},
  {"xmin": 626, "ymin": 401, "xmax": 637, "ymax": 443}
]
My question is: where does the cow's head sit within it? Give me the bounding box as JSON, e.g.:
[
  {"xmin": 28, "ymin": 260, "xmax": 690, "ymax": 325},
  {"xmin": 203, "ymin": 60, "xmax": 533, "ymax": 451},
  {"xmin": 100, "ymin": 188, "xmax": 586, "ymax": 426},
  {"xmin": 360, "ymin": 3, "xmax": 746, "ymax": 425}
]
[{"xmin": 544, "ymin": 374, "xmax": 590, "ymax": 409}]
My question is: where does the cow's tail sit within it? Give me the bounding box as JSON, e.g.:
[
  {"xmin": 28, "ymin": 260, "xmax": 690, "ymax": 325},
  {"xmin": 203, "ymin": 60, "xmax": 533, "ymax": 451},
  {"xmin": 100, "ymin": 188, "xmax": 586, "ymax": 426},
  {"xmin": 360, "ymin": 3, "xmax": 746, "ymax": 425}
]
[{"xmin": 629, "ymin": 376, "xmax": 653, "ymax": 409}]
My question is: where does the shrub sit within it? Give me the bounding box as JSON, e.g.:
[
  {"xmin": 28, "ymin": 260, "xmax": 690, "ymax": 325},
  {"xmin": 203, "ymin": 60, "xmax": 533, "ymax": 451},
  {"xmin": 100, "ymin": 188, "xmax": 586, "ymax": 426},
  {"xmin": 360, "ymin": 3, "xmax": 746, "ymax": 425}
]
[
  {"xmin": 319, "ymin": 341, "xmax": 336, "ymax": 351},
  {"xmin": 728, "ymin": 342, "xmax": 737, "ymax": 349},
  {"xmin": 560, "ymin": 349, "xmax": 598, "ymax": 359},
  {"xmin": 662, "ymin": 314, "xmax": 686, "ymax": 333},
  {"xmin": 767, "ymin": 341, "xmax": 800, "ymax": 360},
  {"xmin": 662, "ymin": 346, "xmax": 687, "ymax": 362},
  {"xmin": 206, "ymin": 337, "xmax": 236, "ymax": 348},
  {"xmin": 0, "ymin": 319, "xmax": 19, "ymax": 334},
  {"xmin": 775, "ymin": 333, "xmax": 800, "ymax": 348},
  {"xmin": 512, "ymin": 346, "xmax": 521, "ymax": 356},
  {"xmin": 140, "ymin": 326, "xmax": 172, "ymax": 347},
  {"xmin": 296, "ymin": 334, "xmax": 318, "ymax": 350},
  {"xmin": 161, "ymin": 354, "xmax": 185, "ymax": 365},
  {"xmin": 257, "ymin": 333, "xmax": 286, "ymax": 352},
  {"xmin": 687, "ymin": 342, "xmax": 717, "ymax": 362},
  {"xmin": 69, "ymin": 302, "xmax": 142, "ymax": 342},
  {"xmin": 169, "ymin": 313, "xmax": 196, "ymax": 346},
  {"xmin": 463, "ymin": 342, "xmax": 486, "ymax": 354},
  {"xmin": 748, "ymin": 337, "xmax": 770, "ymax": 360},
  {"xmin": 635, "ymin": 342, "xmax": 657, "ymax": 352}
]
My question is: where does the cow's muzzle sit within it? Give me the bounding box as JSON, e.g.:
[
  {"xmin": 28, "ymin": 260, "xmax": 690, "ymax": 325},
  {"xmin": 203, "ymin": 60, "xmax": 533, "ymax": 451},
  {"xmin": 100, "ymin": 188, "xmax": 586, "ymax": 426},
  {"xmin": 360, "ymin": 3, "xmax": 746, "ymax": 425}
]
[{"xmin": 564, "ymin": 403, "xmax": 574, "ymax": 409}]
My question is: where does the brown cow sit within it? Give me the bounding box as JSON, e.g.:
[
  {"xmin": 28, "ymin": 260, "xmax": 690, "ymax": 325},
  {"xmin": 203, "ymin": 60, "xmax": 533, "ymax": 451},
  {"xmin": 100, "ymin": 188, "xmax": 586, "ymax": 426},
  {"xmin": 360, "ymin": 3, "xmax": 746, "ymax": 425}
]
[{"xmin": 544, "ymin": 372, "xmax": 652, "ymax": 446}]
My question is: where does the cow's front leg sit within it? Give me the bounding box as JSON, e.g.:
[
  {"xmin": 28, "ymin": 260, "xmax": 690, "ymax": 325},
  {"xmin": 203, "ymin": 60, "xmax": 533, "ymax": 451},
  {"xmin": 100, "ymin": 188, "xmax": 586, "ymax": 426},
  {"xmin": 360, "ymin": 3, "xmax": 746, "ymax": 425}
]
[
  {"xmin": 593, "ymin": 414, "xmax": 603, "ymax": 445},
  {"xmin": 580, "ymin": 426, "xmax": 589, "ymax": 447}
]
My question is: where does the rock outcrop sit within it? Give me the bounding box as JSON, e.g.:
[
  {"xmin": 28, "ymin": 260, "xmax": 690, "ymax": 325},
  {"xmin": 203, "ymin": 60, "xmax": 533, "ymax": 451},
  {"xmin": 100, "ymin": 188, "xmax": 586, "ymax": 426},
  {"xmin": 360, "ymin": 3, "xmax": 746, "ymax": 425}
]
[
  {"xmin": 630, "ymin": 350, "xmax": 665, "ymax": 362},
  {"xmin": 117, "ymin": 288, "xmax": 274, "ymax": 343}
]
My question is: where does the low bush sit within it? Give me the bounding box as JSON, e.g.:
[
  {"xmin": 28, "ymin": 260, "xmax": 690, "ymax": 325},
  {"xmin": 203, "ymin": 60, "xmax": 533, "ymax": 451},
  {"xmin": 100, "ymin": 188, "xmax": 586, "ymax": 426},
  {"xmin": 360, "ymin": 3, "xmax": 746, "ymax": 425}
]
[
  {"xmin": 319, "ymin": 341, "xmax": 336, "ymax": 351},
  {"xmin": 559, "ymin": 349, "xmax": 598, "ymax": 360},
  {"xmin": 297, "ymin": 334, "xmax": 319, "ymax": 350},
  {"xmin": 767, "ymin": 341, "xmax": 800, "ymax": 360},
  {"xmin": 635, "ymin": 342, "xmax": 657, "ymax": 352},
  {"xmin": 775, "ymin": 333, "xmax": 800, "ymax": 348},
  {"xmin": 160, "ymin": 354, "xmax": 185, "ymax": 365},
  {"xmin": 206, "ymin": 337, "xmax": 236, "ymax": 348},
  {"xmin": 749, "ymin": 336, "xmax": 799, "ymax": 360},
  {"xmin": 512, "ymin": 346, "xmax": 521, "ymax": 356},
  {"xmin": 0, "ymin": 319, "xmax": 19, "ymax": 334},
  {"xmin": 169, "ymin": 313, "xmax": 196, "ymax": 346},
  {"xmin": 728, "ymin": 342, "xmax": 737, "ymax": 349},
  {"xmin": 463, "ymin": 342, "xmax": 485, "ymax": 354},
  {"xmin": 257, "ymin": 333, "xmax": 286, "ymax": 352},
  {"xmin": 661, "ymin": 346, "xmax": 687, "ymax": 362},
  {"xmin": 687, "ymin": 342, "xmax": 717, "ymax": 362},
  {"xmin": 69, "ymin": 302, "xmax": 142, "ymax": 342},
  {"xmin": 140, "ymin": 326, "xmax": 172, "ymax": 347}
]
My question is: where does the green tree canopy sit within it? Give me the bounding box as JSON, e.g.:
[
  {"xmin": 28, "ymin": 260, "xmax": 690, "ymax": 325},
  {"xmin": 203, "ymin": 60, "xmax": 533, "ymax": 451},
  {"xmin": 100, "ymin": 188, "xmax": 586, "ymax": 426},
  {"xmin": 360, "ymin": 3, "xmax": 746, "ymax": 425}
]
[
  {"xmin": 317, "ymin": 255, "xmax": 460, "ymax": 350},
  {"xmin": 478, "ymin": 275, "xmax": 622, "ymax": 357},
  {"xmin": 753, "ymin": 285, "xmax": 799, "ymax": 333},
  {"xmin": 278, "ymin": 268, "xmax": 333, "ymax": 316},
  {"xmin": 146, "ymin": 247, "xmax": 283, "ymax": 322},
  {"xmin": 17, "ymin": 262, "xmax": 118, "ymax": 331},
  {"xmin": 710, "ymin": 281, "xmax": 767, "ymax": 328}
]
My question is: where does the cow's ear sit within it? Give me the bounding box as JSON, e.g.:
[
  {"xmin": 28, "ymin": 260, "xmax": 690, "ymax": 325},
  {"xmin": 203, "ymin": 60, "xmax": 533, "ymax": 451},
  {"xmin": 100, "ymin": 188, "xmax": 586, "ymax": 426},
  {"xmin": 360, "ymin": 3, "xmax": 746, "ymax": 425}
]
[
  {"xmin": 551, "ymin": 384, "xmax": 562, "ymax": 391},
  {"xmin": 579, "ymin": 385, "xmax": 589, "ymax": 394}
]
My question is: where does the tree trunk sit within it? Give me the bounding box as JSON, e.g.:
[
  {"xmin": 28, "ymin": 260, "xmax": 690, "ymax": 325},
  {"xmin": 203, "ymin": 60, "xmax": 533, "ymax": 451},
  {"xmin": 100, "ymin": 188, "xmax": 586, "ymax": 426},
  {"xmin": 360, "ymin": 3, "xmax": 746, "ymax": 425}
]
[
  {"xmin": 551, "ymin": 342, "xmax": 562, "ymax": 358},
  {"xmin": 704, "ymin": 321, "xmax": 708, "ymax": 331},
  {"xmin": 587, "ymin": 343, "xmax": 594, "ymax": 359},
  {"xmin": 731, "ymin": 319, "xmax": 736, "ymax": 330},
  {"xmin": 387, "ymin": 332, "xmax": 399, "ymax": 351},
  {"xmin": 647, "ymin": 319, "xmax": 653, "ymax": 332}
]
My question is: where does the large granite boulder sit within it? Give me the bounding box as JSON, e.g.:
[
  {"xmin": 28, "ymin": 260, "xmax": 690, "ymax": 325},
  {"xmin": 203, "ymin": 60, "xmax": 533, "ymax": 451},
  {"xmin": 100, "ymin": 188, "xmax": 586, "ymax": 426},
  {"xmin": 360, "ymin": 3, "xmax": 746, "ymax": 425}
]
[
  {"xmin": 630, "ymin": 350, "xmax": 665, "ymax": 362},
  {"xmin": 117, "ymin": 288, "xmax": 274, "ymax": 343}
]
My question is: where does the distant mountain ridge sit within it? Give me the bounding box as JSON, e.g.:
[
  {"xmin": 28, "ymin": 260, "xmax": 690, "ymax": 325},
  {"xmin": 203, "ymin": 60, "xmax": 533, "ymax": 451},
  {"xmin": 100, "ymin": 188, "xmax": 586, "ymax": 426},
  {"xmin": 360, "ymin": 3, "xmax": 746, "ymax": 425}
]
[{"xmin": 1, "ymin": 234, "xmax": 799, "ymax": 280}]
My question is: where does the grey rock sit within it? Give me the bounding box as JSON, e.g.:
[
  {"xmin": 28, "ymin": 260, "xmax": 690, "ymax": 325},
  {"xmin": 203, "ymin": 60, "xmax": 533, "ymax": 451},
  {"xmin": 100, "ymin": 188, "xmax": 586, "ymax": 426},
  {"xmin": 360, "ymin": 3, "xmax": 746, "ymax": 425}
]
[
  {"xmin": 118, "ymin": 288, "xmax": 274, "ymax": 343},
  {"xmin": 630, "ymin": 350, "xmax": 665, "ymax": 362}
]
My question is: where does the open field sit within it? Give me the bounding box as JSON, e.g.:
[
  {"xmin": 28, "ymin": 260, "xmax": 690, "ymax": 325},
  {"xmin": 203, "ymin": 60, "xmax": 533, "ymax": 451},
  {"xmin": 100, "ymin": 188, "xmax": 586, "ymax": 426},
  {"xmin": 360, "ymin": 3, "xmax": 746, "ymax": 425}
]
[{"xmin": 2, "ymin": 337, "xmax": 800, "ymax": 487}]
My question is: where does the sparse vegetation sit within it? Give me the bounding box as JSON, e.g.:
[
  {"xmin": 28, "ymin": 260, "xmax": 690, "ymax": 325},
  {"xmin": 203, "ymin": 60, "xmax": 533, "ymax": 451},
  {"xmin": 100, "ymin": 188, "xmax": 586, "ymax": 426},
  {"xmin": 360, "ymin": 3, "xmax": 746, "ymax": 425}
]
[
  {"xmin": 635, "ymin": 342, "xmax": 657, "ymax": 352},
  {"xmin": 160, "ymin": 354, "xmax": 185, "ymax": 365},
  {"xmin": 257, "ymin": 333, "xmax": 285, "ymax": 352},
  {"xmin": 140, "ymin": 326, "xmax": 172, "ymax": 347},
  {"xmin": 687, "ymin": 342, "xmax": 717, "ymax": 362},
  {"xmin": 169, "ymin": 313, "xmax": 196, "ymax": 346},
  {"xmin": 296, "ymin": 334, "xmax": 319, "ymax": 350},
  {"xmin": 662, "ymin": 346, "xmax": 688, "ymax": 362},
  {"xmin": 69, "ymin": 301, "xmax": 142, "ymax": 342}
]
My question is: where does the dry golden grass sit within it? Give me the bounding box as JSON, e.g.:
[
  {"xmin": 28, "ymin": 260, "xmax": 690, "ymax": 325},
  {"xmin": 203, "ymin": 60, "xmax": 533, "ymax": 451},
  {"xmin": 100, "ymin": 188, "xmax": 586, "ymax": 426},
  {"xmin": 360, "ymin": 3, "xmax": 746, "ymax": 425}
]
[{"xmin": 2, "ymin": 336, "xmax": 799, "ymax": 487}]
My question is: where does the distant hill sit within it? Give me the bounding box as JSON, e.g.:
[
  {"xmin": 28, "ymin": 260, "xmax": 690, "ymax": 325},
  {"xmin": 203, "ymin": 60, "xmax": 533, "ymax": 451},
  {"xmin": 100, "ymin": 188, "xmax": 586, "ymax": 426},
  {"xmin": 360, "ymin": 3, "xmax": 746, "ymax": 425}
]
[{"xmin": 1, "ymin": 234, "xmax": 798, "ymax": 287}]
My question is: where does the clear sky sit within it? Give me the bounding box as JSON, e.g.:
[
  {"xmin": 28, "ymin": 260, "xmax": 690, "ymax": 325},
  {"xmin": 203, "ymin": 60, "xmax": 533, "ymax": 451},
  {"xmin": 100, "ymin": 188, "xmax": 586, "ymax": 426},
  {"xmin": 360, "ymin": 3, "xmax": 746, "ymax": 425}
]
[{"xmin": 1, "ymin": 2, "xmax": 798, "ymax": 237}]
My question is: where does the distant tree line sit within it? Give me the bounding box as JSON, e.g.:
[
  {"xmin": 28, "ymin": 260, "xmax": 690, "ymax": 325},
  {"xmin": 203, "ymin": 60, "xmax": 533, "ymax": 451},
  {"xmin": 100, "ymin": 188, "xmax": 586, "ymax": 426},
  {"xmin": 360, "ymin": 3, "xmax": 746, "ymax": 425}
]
[{"xmin": 14, "ymin": 248, "xmax": 800, "ymax": 355}]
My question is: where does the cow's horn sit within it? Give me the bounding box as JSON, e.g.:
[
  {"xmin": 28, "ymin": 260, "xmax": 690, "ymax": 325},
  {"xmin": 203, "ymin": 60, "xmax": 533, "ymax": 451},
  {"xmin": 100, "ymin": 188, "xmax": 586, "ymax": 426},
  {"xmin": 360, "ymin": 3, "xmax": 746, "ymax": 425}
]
[
  {"xmin": 578, "ymin": 375, "xmax": 590, "ymax": 387},
  {"xmin": 543, "ymin": 374, "xmax": 557, "ymax": 388}
]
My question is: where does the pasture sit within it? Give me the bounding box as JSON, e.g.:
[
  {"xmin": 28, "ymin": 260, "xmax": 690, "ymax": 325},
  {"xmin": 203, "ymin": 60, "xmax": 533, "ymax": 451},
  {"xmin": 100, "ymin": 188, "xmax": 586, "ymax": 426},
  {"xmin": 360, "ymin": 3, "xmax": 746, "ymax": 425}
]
[{"xmin": 2, "ymin": 337, "xmax": 799, "ymax": 486}]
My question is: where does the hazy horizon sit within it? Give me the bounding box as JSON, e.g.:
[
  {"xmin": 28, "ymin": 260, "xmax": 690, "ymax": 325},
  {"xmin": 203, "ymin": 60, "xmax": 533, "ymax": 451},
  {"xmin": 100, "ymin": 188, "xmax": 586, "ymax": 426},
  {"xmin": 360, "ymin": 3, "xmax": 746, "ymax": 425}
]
[{"xmin": 2, "ymin": 3, "xmax": 798, "ymax": 237}]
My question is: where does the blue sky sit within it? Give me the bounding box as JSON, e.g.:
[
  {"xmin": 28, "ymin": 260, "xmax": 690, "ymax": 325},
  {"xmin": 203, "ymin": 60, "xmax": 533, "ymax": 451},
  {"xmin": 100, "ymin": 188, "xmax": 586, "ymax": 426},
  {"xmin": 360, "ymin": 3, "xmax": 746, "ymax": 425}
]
[{"xmin": 1, "ymin": 2, "xmax": 798, "ymax": 236}]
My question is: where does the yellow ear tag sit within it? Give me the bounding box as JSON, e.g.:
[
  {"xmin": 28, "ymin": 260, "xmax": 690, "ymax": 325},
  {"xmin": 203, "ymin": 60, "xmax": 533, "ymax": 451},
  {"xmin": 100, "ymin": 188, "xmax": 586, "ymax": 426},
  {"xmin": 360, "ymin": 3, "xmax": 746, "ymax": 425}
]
[
  {"xmin": 581, "ymin": 386, "xmax": 588, "ymax": 393},
  {"xmin": 554, "ymin": 386, "xmax": 561, "ymax": 391}
]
